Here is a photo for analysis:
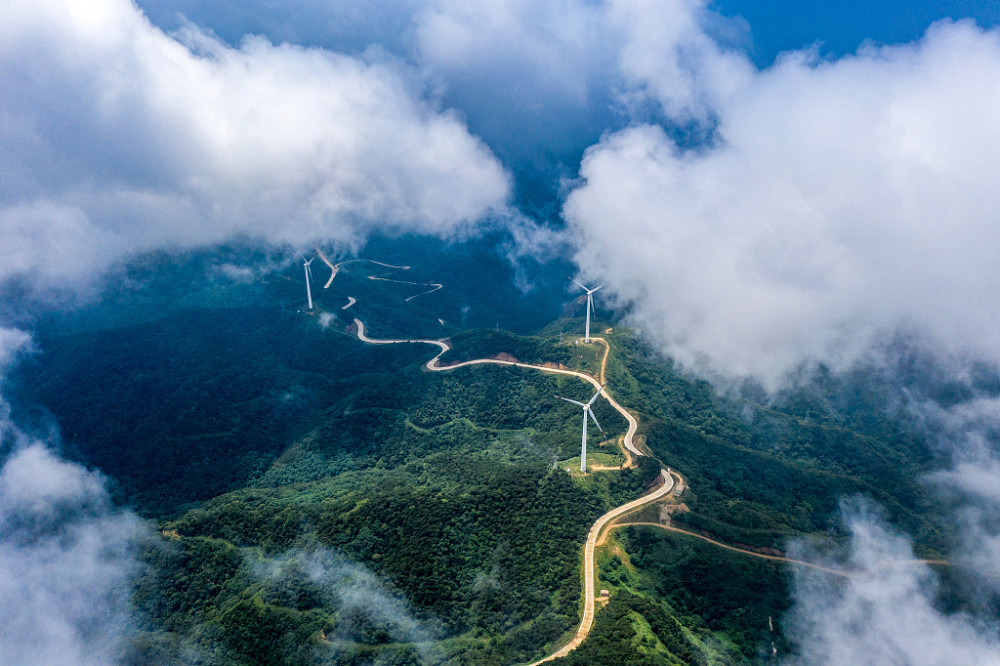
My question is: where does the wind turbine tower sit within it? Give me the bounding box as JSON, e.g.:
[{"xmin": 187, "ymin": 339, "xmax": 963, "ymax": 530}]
[
  {"xmin": 557, "ymin": 385, "xmax": 605, "ymax": 472},
  {"xmin": 571, "ymin": 278, "xmax": 604, "ymax": 343},
  {"xmin": 303, "ymin": 258, "xmax": 314, "ymax": 310}
]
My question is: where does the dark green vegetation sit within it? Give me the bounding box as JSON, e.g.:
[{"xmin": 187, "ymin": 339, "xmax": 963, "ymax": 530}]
[
  {"xmin": 625, "ymin": 527, "xmax": 791, "ymax": 661},
  {"xmin": 18, "ymin": 306, "xmax": 426, "ymax": 511},
  {"xmin": 11, "ymin": 236, "xmax": 634, "ymax": 665},
  {"xmin": 550, "ymin": 591, "xmax": 706, "ymax": 666},
  {"xmin": 8, "ymin": 235, "xmax": 978, "ymax": 664},
  {"xmin": 127, "ymin": 460, "xmax": 601, "ymax": 666},
  {"xmin": 600, "ymin": 331, "xmax": 949, "ymax": 554},
  {"xmin": 548, "ymin": 526, "xmax": 793, "ymax": 666},
  {"xmin": 32, "ymin": 233, "xmax": 574, "ymax": 341},
  {"xmin": 441, "ymin": 329, "xmax": 571, "ymax": 367}
]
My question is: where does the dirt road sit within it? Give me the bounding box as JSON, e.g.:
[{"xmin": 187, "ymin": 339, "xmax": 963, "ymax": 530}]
[
  {"xmin": 353, "ymin": 318, "xmax": 660, "ymax": 664},
  {"xmin": 314, "ymin": 247, "xmax": 338, "ymax": 288},
  {"xmin": 526, "ymin": 471, "xmax": 674, "ymax": 664},
  {"xmin": 611, "ymin": 522, "xmax": 951, "ymax": 579},
  {"xmin": 587, "ymin": 336, "xmax": 611, "ymax": 384},
  {"xmin": 354, "ymin": 319, "xmax": 643, "ymax": 461},
  {"xmin": 351, "ymin": 313, "xmax": 957, "ymax": 664},
  {"xmin": 326, "ymin": 259, "xmax": 441, "ymax": 301}
]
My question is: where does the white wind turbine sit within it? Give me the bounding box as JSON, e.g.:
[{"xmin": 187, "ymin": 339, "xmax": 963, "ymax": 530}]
[
  {"xmin": 303, "ymin": 257, "xmax": 314, "ymax": 310},
  {"xmin": 571, "ymin": 278, "xmax": 604, "ymax": 343},
  {"xmin": 557, "ymin": 385, "xmax": 605, "ymax": 472}
]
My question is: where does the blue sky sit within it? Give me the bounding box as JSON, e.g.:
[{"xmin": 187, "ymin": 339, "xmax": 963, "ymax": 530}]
[
  {"xmin": 136, "ymin": 0, "xmax": 1000, "ymax": 64},
  {"xmin": 130, "ymin": 0, "xmax": 1000, "ymax": 196},
  {"xmin": 5, "ymin": 3, "xmax": 1000, "ymax": 663},
  {"xmin": 5, "ymin": 0, "xmax": 1000, "ymax": 375},
  {"xmin": 713, "ymin": 0, "xmax": 1000, "ymax": 65}
]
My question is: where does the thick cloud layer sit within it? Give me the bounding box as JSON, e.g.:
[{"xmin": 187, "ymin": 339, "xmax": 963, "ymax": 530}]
[
  {"xmin": 11, "ymin": 1, "xmax": 999, "ymax": 383},
  {"xmin": 412, "ymin": 0, "xmax": 751, "ymax": 163},
  {"xmin": 0, "ymin": 329, "xmax": 144, "ymax": 665},
  {"xmin": 920, "ymin": 396, "xmax": 1000, "ymax": 588},
  {"xmin": 566, "ymin": 20, "xmax": 1000, "ymax": 384},
  {"xmin": 0, "ymin": 0, "xmax": 509, "ymax": 290},
  {"xmin": 135, "ymin": 0, "xmax": 752, "ymax": 181},
  {"xmin": 783, "ymin": 500, "xmax": 1000, "ymax": 666},
  {"xmin": 0, "ymin": 443, "xmax": 144, "ymax": 666}
]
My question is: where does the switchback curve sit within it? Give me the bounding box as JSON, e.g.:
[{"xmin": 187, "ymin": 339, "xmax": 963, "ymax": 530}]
[{"xmin": 351, "ymin": 318, "xmax": 668, "ymax": 664}]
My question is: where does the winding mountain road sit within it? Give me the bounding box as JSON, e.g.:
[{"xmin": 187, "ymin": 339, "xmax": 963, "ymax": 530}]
[
  {"xmin": 610, "ymin": 522, "xmax": 952, "ymax": 579},
  {"xmin": 588, "ymin": 336, "xmax": 611, "ymax": 384},
  {"xmin": 352, "ymin": 318, "xmax": 664, "ymax": 663},
  {"xmin": 528, "ymin": 470, "xmax": 673, "ymax": 664},
  {"xmin": 610, "ymin": 522, "xmax": 854, "ymax": 577},
  {"xmin": 314, "ymin": 255, "xmax": 443, "ymax": 300},
  {"xmin": 354, "ymin": 320, "xmax": 642, "ymax": 460},
  {"xmin": 349, "ymin": 310, "xmax": 960, "ymax": 663}
]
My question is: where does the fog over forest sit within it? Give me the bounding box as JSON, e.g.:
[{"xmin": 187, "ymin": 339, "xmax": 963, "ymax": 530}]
[{"xmin": 2, "ymin": 1, "xmax": 1000, "ymax": 664}]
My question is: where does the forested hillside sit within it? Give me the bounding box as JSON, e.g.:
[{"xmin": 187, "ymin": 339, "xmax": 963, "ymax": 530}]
[{"xmin": 9, "ymin": 238, "xmax": 963, "ymax": 665}]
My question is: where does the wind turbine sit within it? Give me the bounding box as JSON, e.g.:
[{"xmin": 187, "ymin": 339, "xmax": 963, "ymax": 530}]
[
  {"xmin": 571, "ymin": 278, "xmax": 604, "ymax": 343},
  {"xmin": 303, "ymin": 257, "xmax": 314, "ymax": 310},
  {"xmin": 557, "ymin": 384, "xmax": 605, "ymax": 472}
]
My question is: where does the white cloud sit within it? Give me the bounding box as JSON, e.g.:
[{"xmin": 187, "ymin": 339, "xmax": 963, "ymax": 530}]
[
  {"xmin": 258, "ymin": 547, "xmax": 441, "ymax": 661},
  {"xmin": 415, "ymin": 0, "xmax": 611, "ymax": 106},
  {"xmin": 609, "ymin": 0, "xmax": 753, "ymax": 120},
  {"xmin": 0, "ymin": 444, "xmax": 108, "ymax": 525},
  {"xmin": 783, "ymin": 500, "xmax": 1000, "ymax": 666},
  {"xmin": 0, "ymin": 0, "xmax": 509, "ymax": 292},
  {"xmin": 411, "ymin": 0, "xmax": 750, "ymax": 157},
  {"xmin": 127, "ymin": 1, "xmax": 751, "ymax": 172},
  {"xmin": 137, "ymin": 0, "xmax": 424, "ymax": 56},
  {"xmin": 0, "ymin": 443, "xmax": 144, "ymax": 666},
  {"xmin": 0, "ymin": 330, "xmax": 144, "ymax": 666},
  {"xmin": 565, "ymin": 20, "xmax": 1000, "ymax": 385},
  {"xmin": 0, "ymin": 328, "xmax": 32, "ymax": 370},
  {"xmin": 917, "ymin": 396, "xmax": 1000, "ymax": 588}
]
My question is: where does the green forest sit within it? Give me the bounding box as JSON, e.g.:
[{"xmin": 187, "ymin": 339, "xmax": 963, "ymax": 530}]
[{"xmin": 9, "ymin": 238, "xmax": 971, "ymax": 665}]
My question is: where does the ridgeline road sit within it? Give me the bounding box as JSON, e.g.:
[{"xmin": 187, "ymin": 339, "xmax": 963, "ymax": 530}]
[
  {"xmin": 588, "ymin": 336, "xmax": 611, "ymax": 384},
  {"xmin": 314, "ymin": 246, "xmax": 338, "ymax": 288},
  {"xmin": 352, "ymin": 318, "xmax": 665, "ymax": 664},
  {"xmin": 526, "ymin": 470, "xmax": 673, "ymax": 664},
  {"xmin": 350, "ymin": 313, "xmax": 961, "ymax": 662},
  {"xmin": 353, "ymin": 320, "xmax": 642, "ymax": 460},
  {"xmin": 610, "ymin": 522, "xmax": 952, "ymax": 579},
  {"xmin": 315, "ymin": 255, "xmax": 442, "ymax": 300}
]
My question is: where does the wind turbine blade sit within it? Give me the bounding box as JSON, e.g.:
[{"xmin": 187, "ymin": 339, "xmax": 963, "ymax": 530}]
[
  {"xmin": 588, "ymin": 408, "xmax": 603, "ymax": 433},
  {"xmin": 556, "ymin": 395, "xmax": 587, "ymax": 407},
  {"xmin": 570, "ymin": 278, "xmax": 589, "ymax": 291},
  {"xmin": 586, "ymin": 385, "xmax": 605, "ymax": 406},
  {"xmin": 589, "ymin": 284, "xmax": 605, "ymax": 294}
]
